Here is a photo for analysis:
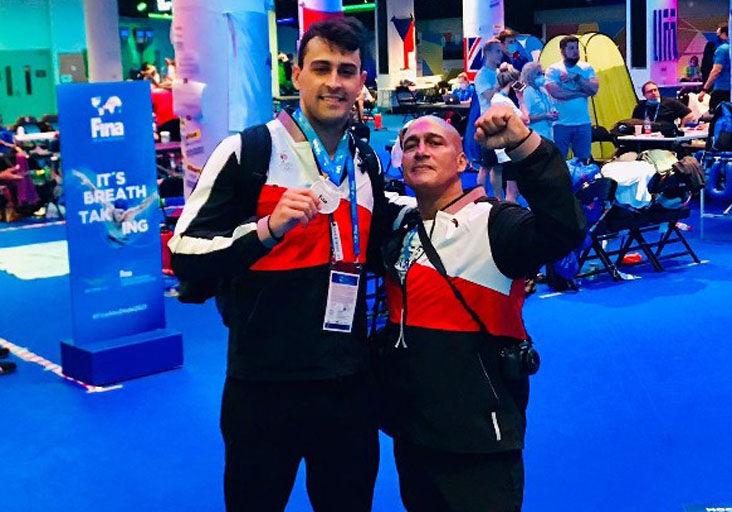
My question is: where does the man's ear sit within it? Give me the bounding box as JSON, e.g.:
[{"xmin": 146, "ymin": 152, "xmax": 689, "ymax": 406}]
[
  {"xmin": 360, "ymin": 70, "xmax": 367, "ymax": 88},
  {"xmin": 292, "ymin": 66, "xmax": 301, "ymax": 91},
  {"xmin": 457, "ymin": 152, "xmax": 468, "ymax": 173}
]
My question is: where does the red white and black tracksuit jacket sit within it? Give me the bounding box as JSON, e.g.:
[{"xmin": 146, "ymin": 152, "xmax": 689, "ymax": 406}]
[
  {"xmin": 169, "ymin": 117, "xmax": 406, "ymax": 381},
  {"xmin": 378, "ymin": 139, "xmax": 587, "ymax": 454}
]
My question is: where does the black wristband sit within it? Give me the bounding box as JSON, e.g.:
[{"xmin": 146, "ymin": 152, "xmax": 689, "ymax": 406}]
[
  {"xmin": 267, "ymin": 216, "xmax": 284, "ymax": 242},
  {"xmin": 506, "ymin": 129, "xmax": 534, "ymax": 152}
]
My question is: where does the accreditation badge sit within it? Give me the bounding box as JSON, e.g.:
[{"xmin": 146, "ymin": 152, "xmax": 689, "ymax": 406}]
[{"xmin": 323, "ymin": 262, "xmax": 362, "ymax": 333}]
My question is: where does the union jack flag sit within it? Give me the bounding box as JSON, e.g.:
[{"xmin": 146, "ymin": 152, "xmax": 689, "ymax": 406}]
[{"xmin": 464, "ymin": 37, "xmax": 484, "ymax": 80}]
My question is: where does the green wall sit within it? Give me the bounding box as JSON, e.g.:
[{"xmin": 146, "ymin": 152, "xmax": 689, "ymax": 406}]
[{"xmin": 119, "ymin": 16, "xmax": 174, "ymax": 80}]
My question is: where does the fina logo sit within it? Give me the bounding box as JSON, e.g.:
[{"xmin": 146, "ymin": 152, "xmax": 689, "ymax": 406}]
[{"xmin": 90, "ymin": 96, "xmax": 125, "ymax": 139}]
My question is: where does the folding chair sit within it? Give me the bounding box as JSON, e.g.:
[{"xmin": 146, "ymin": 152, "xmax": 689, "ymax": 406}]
[
  {"xmin": 575, "ymin": 177, "xmax": 624, "ymax": 281},
  {"xmin": 392, "ymin": 86, "xmax": 422, "ymax": 122},
  {"xmin": 646, "ymin": 205, "xmax": 701, "ymax": 266}
]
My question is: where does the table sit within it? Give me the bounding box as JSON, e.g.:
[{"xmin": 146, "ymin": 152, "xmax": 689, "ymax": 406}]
[
  {"xmin": 414, "ymin": 102, "xmax": 471, "ymax": 114},
  {"xmin": 155, "ymin": 141, "xmax": 182, "ymax": 152},
  {"xmin": 616, "ymin": 128, "xmax": 708, "ymax": 153}
]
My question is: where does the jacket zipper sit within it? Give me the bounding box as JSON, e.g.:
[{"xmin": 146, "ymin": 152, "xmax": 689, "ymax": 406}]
[
  {"xmin": 477, "ymin": 352, "xmax": 500, "ymax": 403},
  {"xmin": 477, "ymin": 352, "xmax": 502, "ymax": 442},
  {"xmin": 395, "ymin": 273, "xmax": 409, "ymax": 348}
]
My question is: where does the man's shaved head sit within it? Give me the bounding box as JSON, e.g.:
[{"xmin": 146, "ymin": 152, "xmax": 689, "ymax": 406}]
[
  {"xmin": 402, "ymin": 115, "xmax": 463, "ymax": 152},
  {"xmin": 400, "ymin": 115, "xmax": 467, "ymax": 201}
]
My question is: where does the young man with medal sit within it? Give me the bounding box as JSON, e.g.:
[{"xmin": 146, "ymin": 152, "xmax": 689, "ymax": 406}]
[
  {"xmin": 169, "ymin": 17, "xmax": 399, "ymax": 512},
  {"xmin": 377, "ymin": 110, "xmax": 586, "ymax": 511}
]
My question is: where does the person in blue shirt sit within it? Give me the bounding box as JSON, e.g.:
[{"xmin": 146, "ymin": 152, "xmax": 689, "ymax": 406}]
[
  {"xmin": 498, "ymin": 29, "xmax": 528, "ymax": 72},
  {"xmin": 520, "ymin": 62, "xmax": 558, "ymax": 141},
  {"xmin": 451, "ymin": 72, "xmax": 475, "ymax": 102},
  {"xmin": 698, "ymin": 24, "xmax": 730, "ymax": 113}
]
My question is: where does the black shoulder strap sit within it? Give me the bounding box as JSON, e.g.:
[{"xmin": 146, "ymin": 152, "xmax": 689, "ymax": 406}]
[
  {"xmin": 239, "ymin": 124, "xmax": 272, "ymax": 217},
  {"xmin": 353, "ymin": 136, "xmax": 381, "ymax": 179}
]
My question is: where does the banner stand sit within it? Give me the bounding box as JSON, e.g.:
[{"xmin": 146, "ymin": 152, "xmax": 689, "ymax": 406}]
[
  {"xmin": 61, "ymin": 329, "xmax": 183, "ymax": 386},
  {"xmin": 57, "ymin": 81, "xmax": 183, "ymax": 386}
]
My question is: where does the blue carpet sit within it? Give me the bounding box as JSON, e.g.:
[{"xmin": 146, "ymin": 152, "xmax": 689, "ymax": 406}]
[{"xmin": 2, "ymin": 140, "xmax": 732, "ymax": 511}]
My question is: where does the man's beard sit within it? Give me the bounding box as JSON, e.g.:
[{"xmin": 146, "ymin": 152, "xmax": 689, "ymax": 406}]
[{"xmin": 564, "ymin": 57, "xmax": 579, "ymax": 67}]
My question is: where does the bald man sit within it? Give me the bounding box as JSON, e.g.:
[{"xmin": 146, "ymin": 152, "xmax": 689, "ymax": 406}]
[{"xmin": 377, "ymin": 110, "xmax": 586, "ymax": 512}]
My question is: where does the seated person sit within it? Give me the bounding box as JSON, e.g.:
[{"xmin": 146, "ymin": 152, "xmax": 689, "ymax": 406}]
[
  {"xmin": 684, "ymin": 56, "xmax": 701, "ymax": 82},
  {"xmin": 632, "ymin": 81, "xmax": 695, "ymax": 126},
  {"xmin": 451, "ymin": 72, "xmax": 475, "ymax": 102},
  {"xmin": 1, "ymin": 153, "xmax": 22, "ymax": 221}
]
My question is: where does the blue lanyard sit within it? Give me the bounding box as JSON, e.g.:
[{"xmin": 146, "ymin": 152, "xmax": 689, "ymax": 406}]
[
  {"xmin": 646, "ymin": 103, "xmax": 660, "ymax": 123},
  {"xmin": 293, "ymin": 109, "xmax": 361, "ymax": 259}
]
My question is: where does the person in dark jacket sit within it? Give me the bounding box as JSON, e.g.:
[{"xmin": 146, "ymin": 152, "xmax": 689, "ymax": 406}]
[
  {"xmin": 169, "ymin": 17, "xmax": 397, "ymax": 512},
  {"xmin": 378, "ymin": 109, "xmax": 586, "ymax": 512}
]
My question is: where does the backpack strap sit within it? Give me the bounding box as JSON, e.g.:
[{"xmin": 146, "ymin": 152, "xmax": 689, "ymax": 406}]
[
  {"xmin": 238, "ymin": 123, "xmax": 272, "ymax": 219},
  {"xmin": 178, "ymin": 124, "xmax": 271, "ymax": 308}
]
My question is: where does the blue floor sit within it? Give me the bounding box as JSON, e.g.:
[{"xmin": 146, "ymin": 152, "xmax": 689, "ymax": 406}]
[{"xmin": 3, "ymin": 131, "xmax": 732, "ymax": 511}]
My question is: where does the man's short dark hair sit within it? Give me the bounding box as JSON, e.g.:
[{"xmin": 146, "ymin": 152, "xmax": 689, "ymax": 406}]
[
  {"xmin": 298, "ymin": 17, "xmax": 368, "ymax": 70},
  {"xmin": 641, "ymin": 81, "xmax": 657, "ymax": 94},
  {"xmin": 497, "ymin": 29, "xmax": 517, "ymax": 43},
  {"xmin": 559, "ymin": 35, "xmax": 580, "ymax": 50},
  {"xmin": 719, "ymin": 24, "xmax": 728, "ymax": 36}
]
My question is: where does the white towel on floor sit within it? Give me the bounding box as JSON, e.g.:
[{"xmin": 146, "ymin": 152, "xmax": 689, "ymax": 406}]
[{"xmin": 0, "ymin": 240, "xmax": 69, "ymax": 280}]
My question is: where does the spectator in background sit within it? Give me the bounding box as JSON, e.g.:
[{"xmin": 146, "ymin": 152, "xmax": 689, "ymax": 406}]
[
  {"xmin": 451, "ymin": 72, "xmax": 475, "ymax": 102},
  {"xmin": 164, "ymin": 57, "xmax": 177, "ymax": 83},
  {"xmin": 139, "ymin": 63, "xmax": 161, "ymax": 86},
  {"xmin": 355, "ymin": 84, "xmax": 375, "ymax": 122},
  {"xmin": 633, "ymin": 81, "xmax": 694, "ymax": 126},
  {"xmin": 277, "ymin": 53, "xmax": 294, "ymax": 94},
  {"xmin": 474, "ymin": 38, "xmax": 505, "ymax": 200},
  {"xmin": 498, "ymin": 28, "xmax": 528, "ymax": 72},
  {"xmin": 546, "ymin": 35, "xmax": 599, "ymax": 164},
  {"xmin": 475, "ymin": 38, "xmax": 504, "ymax": 114},
  {"xmin": 487, "ymin": 63, "xmax": 529, "ymax": 202},
  {"xmin": 684, "ymin": 55, "xmax": 701, "ymax": 82},
  {"xmin": 520, "ymin": 62, "xmax": 558, "ymax": 141},
  {"xmin": 701, "ymin": 31, "xmax": 721, "ymax": 85},
  {"xmin": 698, "ymin": 24, "xmax": 730, "ymax": 113}
]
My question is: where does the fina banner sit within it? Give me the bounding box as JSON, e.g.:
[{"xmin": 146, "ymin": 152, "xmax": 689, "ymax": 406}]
[{"xmin": 57, "ymin": 81, "xmax": 164, "ymax": 344}]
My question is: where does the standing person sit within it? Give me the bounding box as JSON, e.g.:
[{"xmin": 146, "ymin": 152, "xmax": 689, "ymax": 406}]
[
  {"xmin": 701, "ymin": 29, "xmax": 722, "ymax": 85},
  {"xmin": 377, "ymin": 110, "xmax": 586, "ymax": 512},
  {"xmin": 474, "ymin": 38, "xmax": 504, "ymax": 115},
  {"xmin": 497, "ymin": 28, "xmax": 528, "ymax": 72},
  {"xmin": 698, "ymin": 24, "xmax": 730, "ymax": 113},
  {"xmin": 474, "ymin": 38, "xmax": 508, "ymax": 197},
  {"xmin": 489, "ymin": 63, "xmax": 529, "ymax": 202},
  {"xmin": 169, "ymin": 18, "xmax": 388, "ymax": 512},
  {"xmin": 520, "ymin": 61, "xmax": 558, "ymax": 141},
  {"xmin": 545, "ymin": 35, "xmax": 599, "ymax": 164}
]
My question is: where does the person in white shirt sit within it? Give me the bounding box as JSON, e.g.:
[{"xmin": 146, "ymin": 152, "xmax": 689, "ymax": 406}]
[
  {"xmin": 356, "ymin": 84, "xmax": 375, "ymax": 121},
  {"xmin": 545, "ymin": 35, "xmax": 599, "ymax": 163},
  {"xmin": 474, "ymin": 39, "xmax": 504, "ymax": 115},
  {"xmin": 484, "ymin": 63, "xmax": 529, "ymax": 202},
  {"xmin": 520, "ymin": 62, "xmax": 558, "ymax": 141},
  {"xmin": 475, "ymin": 40, "xmax": 514, "ymax": 200}
]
